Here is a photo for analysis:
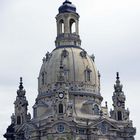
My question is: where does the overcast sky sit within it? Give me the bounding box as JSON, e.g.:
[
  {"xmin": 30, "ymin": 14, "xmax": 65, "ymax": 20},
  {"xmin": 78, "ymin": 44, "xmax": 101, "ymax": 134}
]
[{"xmin": 0, "ymin": 0, "xmax": 140, "ymax": 139}]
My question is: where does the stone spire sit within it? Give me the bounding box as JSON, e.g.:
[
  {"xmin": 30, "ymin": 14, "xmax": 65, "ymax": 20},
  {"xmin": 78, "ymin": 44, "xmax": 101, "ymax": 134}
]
[
  {"xmin": 19, "ymin": 77, "xmax": 23, "ymax": 90},
  {"xmin": 4, "ymin": 78, "xmax": 31, "ymax": 139},
  {"xmin": 114, "ymin": 72, "xmax": 123, "ymax": 93},
  {"xmin": 110, "ymin": 73, "xmax": 129, "ymax": 121},
  {"xmin": 17, "ymin": 77, "xmax": 25, "ymax": 97},
  {"xmin": 14, "ymin": 78, "xmax": 31, "ymax": 127}
]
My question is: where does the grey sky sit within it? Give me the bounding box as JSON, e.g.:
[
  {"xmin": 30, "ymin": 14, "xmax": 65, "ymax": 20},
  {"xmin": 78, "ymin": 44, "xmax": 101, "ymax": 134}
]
[{"xmin": 0, "ymin": 0, "xmax": 140, "ymax": 139}]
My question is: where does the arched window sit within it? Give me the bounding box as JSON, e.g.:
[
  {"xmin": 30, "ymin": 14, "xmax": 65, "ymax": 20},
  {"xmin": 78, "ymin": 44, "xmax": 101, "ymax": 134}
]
[
  {"xmin": 59, "ymin": 103, "xmax": 63, "ymax": 114},
  {"xmin": 118, "ymin": 111, "xmax": 122, "ymax": 121},
  {"xmin": 94, "ymin": 104, "xmax": 99, "ymax": 115},
  {"xmin": 17, "ymin": 116, "xmax": 21, "ymax": 125},
  {"xmin": 59, "ymin": 19, "xmax": 64, "ymax": 33},
  {"xmin": 85, "ymin": 68, "xmax": 92, "ymax": 82},
  {"xmin": 70, "ymin": 19, "xmax": 76, "ymax": 33},
  {"xmin": 87, "ymin": 71, "xmax": 91, "ymax": 81}
]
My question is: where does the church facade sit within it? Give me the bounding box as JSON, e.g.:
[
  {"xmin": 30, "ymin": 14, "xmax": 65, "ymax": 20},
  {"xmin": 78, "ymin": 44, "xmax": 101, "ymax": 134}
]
[{"xmin": 4, "ymin": 1, "xmax": 136, "ymax": 140}]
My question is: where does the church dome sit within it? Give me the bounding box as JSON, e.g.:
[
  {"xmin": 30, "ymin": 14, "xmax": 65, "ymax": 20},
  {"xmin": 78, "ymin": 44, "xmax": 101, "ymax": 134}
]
[
  {"xmin": 37, "ymin": 0, "xmax": 101, "ymax": 100},
  {"xmin": 58, "ymin": 0, "xmax": 76, "ymax": 14},
  {"xmin": 38, "ymin": 46, "xmax": 100, "ymax": 95}
]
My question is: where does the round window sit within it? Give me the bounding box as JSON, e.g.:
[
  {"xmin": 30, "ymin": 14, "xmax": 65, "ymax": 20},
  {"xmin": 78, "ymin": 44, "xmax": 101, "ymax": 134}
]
[{"xmin": 57, "ymin": 124, "xmax": 65, "ymax": 133}]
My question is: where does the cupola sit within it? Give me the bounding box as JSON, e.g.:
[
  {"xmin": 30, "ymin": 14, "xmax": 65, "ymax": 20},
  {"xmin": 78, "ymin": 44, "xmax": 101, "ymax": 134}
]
[{"xmin": 55, "ymin": 0, "xmax": 81, "ymax": 47}]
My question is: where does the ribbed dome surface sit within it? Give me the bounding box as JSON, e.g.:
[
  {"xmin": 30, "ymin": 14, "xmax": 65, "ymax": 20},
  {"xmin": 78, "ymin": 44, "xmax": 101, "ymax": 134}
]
[{"xmin": 38, "ymin": 47, "xmax": 100, "ymax": 94}]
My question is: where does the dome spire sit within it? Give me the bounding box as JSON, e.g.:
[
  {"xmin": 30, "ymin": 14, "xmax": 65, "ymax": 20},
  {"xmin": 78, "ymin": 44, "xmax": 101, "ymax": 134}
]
[
  {"xmin": 19, "ymin": 77, "xmax": 24, "ymax": 90},
  {"xmin": 116, "ymin": 72, "xmax": 120, "ymax": 81},
  {"xmin": 110, "ymin": 72, "xmax": 130, "ymax": 121},
  {"xmin": 17, "ymin": 77, "xmax": 26, "ymax": 97},
  {"xmin": 114, "ymin": 72, "xmax": 123, "ymax": 93}
]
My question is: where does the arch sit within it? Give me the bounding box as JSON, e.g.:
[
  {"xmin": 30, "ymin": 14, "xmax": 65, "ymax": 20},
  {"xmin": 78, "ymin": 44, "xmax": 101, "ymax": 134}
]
[
  {"xmin": 17, "ymin": 116, "xmax": 21, "ymax": 125},
  {"xmin": 59, "ymin": 103, "xmax": 63, "ymax": 114},
  {"xmin": 70, "ymin": 19, "xmax": 76, "ymax": 33},
  {"xmin": 59, "ymin": 19, "xmax": 64, "ymax": 34}
]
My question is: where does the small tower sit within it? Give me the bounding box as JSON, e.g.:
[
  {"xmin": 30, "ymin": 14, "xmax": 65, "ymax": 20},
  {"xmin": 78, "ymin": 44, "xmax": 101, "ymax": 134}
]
[
  {"xmin": 4, "ymin": 78, "xmax": 31, "ymax": 140},
  {"xmin": 55, "ymin": 0, "xmax": 81, "ymax": 47},
  {"xmin": 110, "ymin": 72, "xmax": 129, "ymax": 121},
  {"xmin": 14, "ymin": 78, "xmax": 30, "ymax": 128}
]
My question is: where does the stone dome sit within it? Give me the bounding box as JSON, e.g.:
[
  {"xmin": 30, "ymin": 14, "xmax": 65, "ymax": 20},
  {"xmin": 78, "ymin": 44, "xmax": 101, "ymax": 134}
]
[
  {"xmin": 37, "ymin": 0, "xmax": 101, "ymax": 99},
  {"xmin": 38, "ymin": 46, "xmax": 100, "ymax": 96}
]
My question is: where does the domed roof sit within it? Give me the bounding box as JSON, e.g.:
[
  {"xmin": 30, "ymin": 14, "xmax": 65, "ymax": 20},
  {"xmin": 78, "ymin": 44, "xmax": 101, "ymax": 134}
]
[
  {"xmin": 38, "ymin": 46, "xmax": 100, "ymax": 95},
  {"xmin": 59, "ymin": 0, "xmax": 76, "ymax": 14}
]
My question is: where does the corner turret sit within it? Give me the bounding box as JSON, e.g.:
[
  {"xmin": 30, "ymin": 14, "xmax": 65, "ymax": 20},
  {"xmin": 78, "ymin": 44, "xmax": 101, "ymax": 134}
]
[
  {"xmin": 14, "ymin": 78, "xmax": 31, "ymax": 127},
  {"xmin": 4, "ymin": 78, "xmax": 31, "ymax": 140},
  {"xmin": 110, "ymin": 72, "xmax": 129, "ymax": 121}
]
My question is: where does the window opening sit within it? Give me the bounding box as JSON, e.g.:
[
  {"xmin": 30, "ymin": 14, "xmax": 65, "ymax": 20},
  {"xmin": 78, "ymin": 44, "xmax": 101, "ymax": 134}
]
[
  {"xmin": 85, "ymin": 68, "xmax": 92, "ymax": 82},
  {"xmin": 59, "ymin": 103, "xmax": 63, "ymax": 114},
  {"xmin": 59, "ymin": 19, "xmax": 64, "ymax": 33},
  {"xmin": 57, "ymin": 124, "xmax": 65, "ymax": 133},
  {"xmin": 70, "ymin": 19, "xmax": 76, "ymax": 33},
  {"xmin": 87, "ymin": 71, "xmax": 91, "ymax": 81},
  {"xmin": 79, "ymin": 128, "xmax": 85, "ymax": 134},
  {"xmin": 94, "ymin": 104, "xmax": 99, "ymax": 115},
  {"xmin": 17, "ymin": 116, "xmax": 21, "ymax": 125},
  {"xmin": 118, "ymin": 111, "xmax": 122, "ymax": 120}
]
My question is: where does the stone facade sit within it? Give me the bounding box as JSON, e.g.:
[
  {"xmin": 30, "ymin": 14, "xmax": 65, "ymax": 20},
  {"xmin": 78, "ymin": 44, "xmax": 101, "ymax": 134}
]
[{"xmin": 4, "ymin": 1, "xmax": 136, "ymax": 140}]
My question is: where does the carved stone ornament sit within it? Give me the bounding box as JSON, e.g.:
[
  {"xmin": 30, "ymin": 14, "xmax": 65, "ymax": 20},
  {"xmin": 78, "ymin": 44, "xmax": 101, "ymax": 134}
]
[
  {"xmin": 90, "ymin": 54, "xmax": 95, "ymax": 62},
  {"xmin": 61, "ymin": 49, "xmax": 69, "ymax": 58},
  {"xmin": 45, "ymin": 52, "xmax": 52, "ymax": 61},
  {"xmin": 80, "ymin": 50, "xmax": 87, "ymax": 58}
]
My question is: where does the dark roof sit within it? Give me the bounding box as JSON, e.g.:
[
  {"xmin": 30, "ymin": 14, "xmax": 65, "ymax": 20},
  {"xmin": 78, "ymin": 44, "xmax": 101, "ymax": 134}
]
[
  {"xmin": 3, "ymin": 123, "xmax": 15, "ymax": 139},
  {"xmin": 59, "ymin": 0, "xmax": 76, "ymax": 14}
]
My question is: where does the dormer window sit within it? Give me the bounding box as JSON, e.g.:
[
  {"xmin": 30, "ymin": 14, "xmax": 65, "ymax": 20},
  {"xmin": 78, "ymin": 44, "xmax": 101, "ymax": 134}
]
[
  {"xmin": 93, "ymin": 104, "xmax": 99, "ymax": 115},
  {"xmin": 87, "ymin": 70, "xmax": 91, "ymax": 81},
  {"xmin": 85, "ymin": 67, "xmax": 92, "ymax": 82}
]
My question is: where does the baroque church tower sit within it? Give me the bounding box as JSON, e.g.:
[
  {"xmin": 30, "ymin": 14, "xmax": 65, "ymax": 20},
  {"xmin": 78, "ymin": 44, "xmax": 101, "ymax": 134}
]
[{"xmin": 4, "ymin": 1, "xmax": 136, "ymax": 140}]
